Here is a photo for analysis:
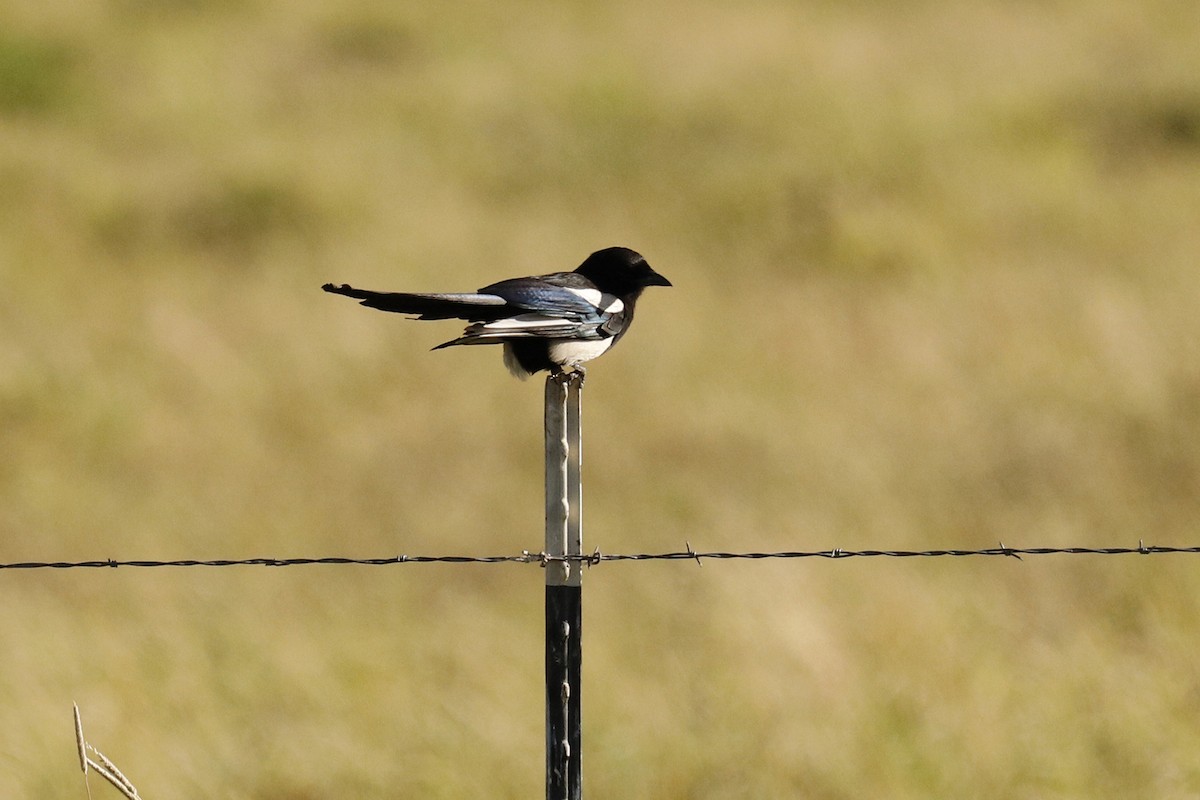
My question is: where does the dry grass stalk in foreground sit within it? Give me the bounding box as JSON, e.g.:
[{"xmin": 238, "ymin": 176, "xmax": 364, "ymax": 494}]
[{"xmin": 74, "ymin": 703, "xmax": 144, "ymax": 800}]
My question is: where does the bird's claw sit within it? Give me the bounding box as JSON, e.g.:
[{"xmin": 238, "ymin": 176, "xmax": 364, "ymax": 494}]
[{"xmin": 550, "ymin": 368, "xmax": 586, "ymax": 388}]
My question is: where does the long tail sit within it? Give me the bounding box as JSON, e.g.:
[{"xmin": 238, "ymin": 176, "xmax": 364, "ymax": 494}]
[{"xmin": 321, "ymin": 284, "xmax": 509, "ymax": 320}]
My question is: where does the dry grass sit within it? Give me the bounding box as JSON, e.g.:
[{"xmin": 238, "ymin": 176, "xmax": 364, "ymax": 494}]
[{"xmin": 3, "ymin": 0, "xmax": 1200, "ymax": 797}]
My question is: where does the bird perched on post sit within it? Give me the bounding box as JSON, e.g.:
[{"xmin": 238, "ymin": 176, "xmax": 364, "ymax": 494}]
[{"xmin": 322, "ymin": 246, "xmax": 671, "ymax": 379}]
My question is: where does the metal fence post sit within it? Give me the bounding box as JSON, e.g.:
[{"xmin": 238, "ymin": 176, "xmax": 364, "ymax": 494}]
[{"xmin": 545, "ymin": 374, "xmax": 583, "ymax": 800}]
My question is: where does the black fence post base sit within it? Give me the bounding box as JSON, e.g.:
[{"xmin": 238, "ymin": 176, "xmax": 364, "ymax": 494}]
[{"xmin": 546, "ymin": 584, "xmax": 582, "ymax": 799}]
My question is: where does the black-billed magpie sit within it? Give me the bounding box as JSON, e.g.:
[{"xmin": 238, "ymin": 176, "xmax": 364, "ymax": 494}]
[{"xmin": 322, "ymin": 246, "xmax": 671, "ymax": 379}]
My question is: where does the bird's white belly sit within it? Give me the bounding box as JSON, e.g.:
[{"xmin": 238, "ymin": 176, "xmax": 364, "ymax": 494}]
[{"xmin": 548, "ymin": 338, "xmax": 613, "ymax": 367}]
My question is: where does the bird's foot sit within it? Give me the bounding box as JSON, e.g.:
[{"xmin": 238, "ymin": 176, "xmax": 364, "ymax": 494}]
[{"xmin": 550, "ymin": 367, "xmax": 586, "ymax": 388}]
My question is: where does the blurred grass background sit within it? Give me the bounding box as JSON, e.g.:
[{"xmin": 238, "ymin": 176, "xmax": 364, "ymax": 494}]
[{"xmin": 2, "ymin": 0, "xmax": 1200, "ymax": 796}]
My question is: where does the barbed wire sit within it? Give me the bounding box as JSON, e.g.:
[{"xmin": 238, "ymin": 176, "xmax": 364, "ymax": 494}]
[{"xmin": 1, "ymin": 541, "xmax": 1198, "ymax": 571}]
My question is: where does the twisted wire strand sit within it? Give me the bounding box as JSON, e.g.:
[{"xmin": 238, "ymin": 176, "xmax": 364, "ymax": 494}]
[{"xmin": 2, "ymin": 541, "xmax": 1195, "ymax": 570}]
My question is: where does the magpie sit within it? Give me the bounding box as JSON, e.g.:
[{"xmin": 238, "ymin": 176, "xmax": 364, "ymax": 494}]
[{"xmin": 322, "ymin": 246, "xmax": 671, "ymax": 379}]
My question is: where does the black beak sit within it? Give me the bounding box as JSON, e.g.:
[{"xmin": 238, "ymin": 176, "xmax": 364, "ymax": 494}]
[{"xmin": 645, "ymin": 270, "xmax": 672, "ymax": 288}]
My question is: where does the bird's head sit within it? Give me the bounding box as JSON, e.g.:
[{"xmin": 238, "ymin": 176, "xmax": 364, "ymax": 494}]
[{"xmin": 574, "ymin": 247, "xmax": 672, "ymax": 297}]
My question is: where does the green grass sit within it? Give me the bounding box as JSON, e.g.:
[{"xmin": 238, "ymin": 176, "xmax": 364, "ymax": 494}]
[{"xmin": 3, "ymin": 0, "xmax": 1200, "ymax": 797}]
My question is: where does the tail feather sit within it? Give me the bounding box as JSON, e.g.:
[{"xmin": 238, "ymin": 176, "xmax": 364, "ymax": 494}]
[{"xmin": 321, "ymin": 284, "xmax": 509, "ymax": 320}]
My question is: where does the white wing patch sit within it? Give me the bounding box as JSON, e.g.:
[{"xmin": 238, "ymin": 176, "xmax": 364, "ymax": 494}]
[
  {"xmin": 476, "ymin": 314, "xmax": 564, "ymax": 332},
  {"xmin": 565, "ymin": 288, "xmax": 624, "ymax": 314}
]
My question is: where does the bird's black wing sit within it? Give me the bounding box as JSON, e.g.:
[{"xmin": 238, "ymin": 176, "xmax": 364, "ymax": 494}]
[
  {"xmin": 476, "ymin": 274, "xmax": 604, "ymax": 320},
  {"xmin": 435, "ymin": 273, "xmax": 629, "ymax": 348}
]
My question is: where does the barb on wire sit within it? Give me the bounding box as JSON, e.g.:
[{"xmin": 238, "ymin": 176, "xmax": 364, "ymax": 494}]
[{"xmin": 2, "ymin": 542, "xmax": 1199, "ymax": 571}]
